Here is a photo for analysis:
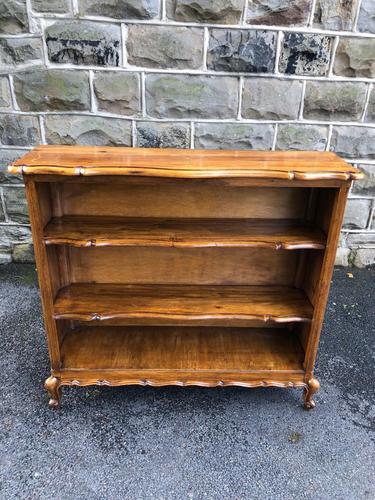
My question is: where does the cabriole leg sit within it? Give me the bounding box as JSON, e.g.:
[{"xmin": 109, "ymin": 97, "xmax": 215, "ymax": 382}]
[
  {"xmin": 44, "ymin": 376, "xmax": 61, "ymax": 408},
  {"xmin": 303, "ymin": 378, "xmax": 320, "ymax": 410}
]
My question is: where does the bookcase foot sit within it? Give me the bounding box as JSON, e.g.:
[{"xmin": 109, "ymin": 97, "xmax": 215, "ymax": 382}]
[
  {"xmin": 303, "ymin": 378, "xmax": 320, "ymax": 410},
  {"xmin": 45, "ymin": 376, "xmax": 61, "ymax": 408}
]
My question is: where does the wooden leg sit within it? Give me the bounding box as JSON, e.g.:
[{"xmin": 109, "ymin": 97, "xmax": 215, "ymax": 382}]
[
  {"xmin": 44, "ymin": 376, "xmax": 61, "ymax": 408},
  {"xmin": 303, "ymin": 378, "xmax": 320, "ymax": 410}
]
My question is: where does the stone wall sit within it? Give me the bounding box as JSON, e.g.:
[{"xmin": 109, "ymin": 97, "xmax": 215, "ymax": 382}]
[{"xmin": 0, "ymin": 0, "xmax": 374, "ymax": 266}]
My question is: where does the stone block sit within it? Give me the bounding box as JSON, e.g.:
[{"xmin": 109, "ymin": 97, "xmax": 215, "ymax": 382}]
[
  {"xmin": 3, "ymin": 186, "xmax": 29, "ymax": 223},
  {"xmin": 93, "ymin": 72, "xmax": 140, "ymax": 115},
  {"xmin": 32, "ymin": 0, "xmax": 71, "ymax": 13},
  {"xmin": 343, "ymin": 199, "xmax": 371, "ymax": 229},
  {"xmin": 357, "ymin": 0, "xmax": 375, "ymax": 34},
  {"xmin": 79, "ymin": 0, "xmax": 160, "ymax": 19},
  {"xmin": 0, "ymin": 250, "xmax": 12, "ymax": 265},
  {"xmin": 276, "ymin": 124, "xmax": 328, "ymax": 151},
  {"xmin": 304, "ymin": 82, "xmax": 367, "ymax": 121},
  {"xmin": 194, "ymin": 123, "xmax": 274, "ymax": 150},
  {"xmin": 0, "ymin": 0, "xmax": 29, "ymax": 35},
  {"xmin": 12, "ymin": 243, "xmax": 34, "ymax": 262},
  {"xmin": 136, "ymin": 122, "xmax": 190, "ymax": 148},
  {"xmin": 207, "ymin": 29, "xmax": 276, "ymax": 73},
  {"xmin": 45, "ymin": 21, "xmax": 121, "ymax": 66},
  {"xmin": 0, "ymin": 38, "xmax": 43, "ymax": 68},
  {"xmin": 0, "ymin": 225, "xmax": 32, "ymax": 247},
  {"xmin": 330, "ymin": 126, "xmax": 375, "ymax": 159},
  {"xmin": 0, "ymin": 77, "xmax": 11, "ymax": 108},
  {"xmin": 365, "ymin": 88, "xmax": 375, "ymax": 123},
  {"xmin": 334, "ymin": 38, "xmax": 375, "ymax": 78},
  {"xmin": 335, "ymin": 247, "xmax": 350, "ymax": 267},
  {"xmin": 246, "ymin": 0, "xmax": 312, "ymax": 26},
  {"xmin": 347, "ymin": 232, "xmax": 375, "ymax": 247},
  {"xmin": 314, "ymin": 0, "xmax": 358, "ymax": 30},
  {"xmin": 242, "ymin": 78, "xmax": 302, "ymax": 120},
  {"xmin": 45, "ymin": 115, "xmax": 132, "ymax": 146},
  {"xmin": 13, "ymin": 69, "xmax": 90, "ymax": 112},
  {"xmin": 0, "ymin": 115, "xmax": 40, "ymax": 147},
  {"xmin": 353, "ymin": 249, "xmax": 375, "ymax": 268},
  {"xmin": 146, "ymin": 75, "xmax": 238, "ymax": 119},
  {"xmin": 0, "ymin": 149, "xmax": 25, "ymax": 184},
  {"xmin": 279, "ymin": 33, "xmax": 332, "ymax": 76},
  {"xmin": 127, "ymin": 25, "xmax": 203, "ymax": 70},
  {"xmin": 351, "ymin": 164, "xmax": 375, "ymax": 196},
  {"xmin": 167, "ymin": 0, "xmax": 243, "ymax": 23},
  {"xmin": 0, "ymin": 195, "xmax": 4, "ymax": 221}
]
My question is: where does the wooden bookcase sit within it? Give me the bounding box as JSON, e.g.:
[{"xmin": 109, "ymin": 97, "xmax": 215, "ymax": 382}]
[{"xmin": 9, "ymin": 146, "xmax": 362, "ymax": 409}]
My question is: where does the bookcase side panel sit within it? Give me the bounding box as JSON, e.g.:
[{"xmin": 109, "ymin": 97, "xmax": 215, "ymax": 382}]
[{"xmin": 24, "ymin": 179, "xmax": 63, "ymax": 369}]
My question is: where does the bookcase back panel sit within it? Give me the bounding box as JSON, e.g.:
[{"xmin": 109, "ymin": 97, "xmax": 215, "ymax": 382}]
[
  {"xmin": 58, "ymin": 182, "xmax": 310, "ymax": 220},
  {"xmin": 68, "ymin": 247, "xmax": 298, "ymax": 286}
]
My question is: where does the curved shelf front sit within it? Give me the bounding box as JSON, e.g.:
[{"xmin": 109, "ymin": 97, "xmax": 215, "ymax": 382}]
[
  {"xmin": 53, "ymin": 283, "xmax": 313, "ymax": 325},
  {"xmin": 44, "ymin": 216, "xmax": 326, "ymax": 250}
]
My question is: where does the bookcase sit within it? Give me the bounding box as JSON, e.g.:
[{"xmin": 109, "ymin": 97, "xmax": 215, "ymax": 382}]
[{"xmin": 9, "ymin": 146, "xmax": 361, "ymax": 409}]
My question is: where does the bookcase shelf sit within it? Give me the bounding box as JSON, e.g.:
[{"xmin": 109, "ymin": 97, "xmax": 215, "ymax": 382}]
[
  {"xmin": 53, "ymin": 283, "xmax": 313, "ymax": 325},
  {"xmin": 44, "ymin": 216, "xmax": 326, "ymax": 250},
  {"xmin": 59, "ymin": 326, "xmax": 305, "ymax": 386},
  {"xmin": 10, "ymin": 145, "xmax": 361, "ymax": 409}
]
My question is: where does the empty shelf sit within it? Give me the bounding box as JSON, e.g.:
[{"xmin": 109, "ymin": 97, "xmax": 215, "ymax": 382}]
[
  {"xmin": 53, "ymin": 284, "xmax": 313, "ymax": 325},
  {"xmin": 44, "ymin": 216, "xmax": 326, "ymax": 250}
]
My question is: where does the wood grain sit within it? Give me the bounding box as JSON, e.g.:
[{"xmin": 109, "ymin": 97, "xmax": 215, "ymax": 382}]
[
  {"xmin": 60, "ymin": 326, "xmax": 305, "ymax": 372},
  {"xmin": 9, "ymin": 145, "xmax": 362, "ymax": 181},
  {"xmin": 53, "ymin": 283, "xmax": 313, "ymax": 325},
  {"xmin": 44, "ymin": 216, "xmax": 326, "ymax": 250},
  {"xmin": 69, "ymin": 246, "xmax": 299, "ymax": 285},
  {"xmin": 59, "ymin": 182, "xmax": 309, "ymax": 219}
]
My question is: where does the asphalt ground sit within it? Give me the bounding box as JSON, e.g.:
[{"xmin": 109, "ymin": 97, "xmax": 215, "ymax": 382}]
[{"xmin": 0, "ymin": 264, "xmax": 374, "ymax": 499}]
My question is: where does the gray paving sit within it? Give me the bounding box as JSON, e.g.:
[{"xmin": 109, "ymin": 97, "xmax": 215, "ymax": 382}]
[{"xmin": 0, "ymin": 264, "xmax": 374, "ymax": 500}]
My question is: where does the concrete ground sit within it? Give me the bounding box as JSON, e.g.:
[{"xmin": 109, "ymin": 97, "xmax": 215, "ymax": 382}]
[{"xmin": 0, "ymin": 264, "xmax": 374, "ymax": 500}]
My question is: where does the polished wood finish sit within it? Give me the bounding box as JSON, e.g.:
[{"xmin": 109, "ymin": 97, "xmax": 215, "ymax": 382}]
[
  {"xmin": 9, "ymin": 145, "xmax": 361, "ymax": 409},
  {"xmin": 11, "ymin": 145, "xmax": 361, "ymax": 180},
  {"xmin": 53, "ymin": 284, "xmax": 313, "ymax": 325},
  {"xmin": 44, "ymin": 216, "xmax": 326, "ymax": 249},
  {"xmin": 60, "ymin": 326, "xmax": 305, "ymax": 372}
]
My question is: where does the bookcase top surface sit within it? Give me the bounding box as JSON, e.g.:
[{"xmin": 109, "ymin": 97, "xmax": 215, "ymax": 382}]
[{"xmin": 9, "ymin": 145, "xmax": 362, "ymax": 181}]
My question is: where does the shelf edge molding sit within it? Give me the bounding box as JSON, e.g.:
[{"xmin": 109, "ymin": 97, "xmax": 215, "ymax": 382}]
[{"xmin": 9, "ymin": 164, "xmax": 363, "ymax": 181}]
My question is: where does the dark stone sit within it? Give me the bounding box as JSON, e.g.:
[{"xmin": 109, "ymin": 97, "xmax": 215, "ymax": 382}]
[
  {"xmin": 351, "ymin": 164, "xmax": 375, "ymax": 195},
  {"xmin": 304, "ymin": 82, "xmax": 367, "ymax": 121},
  {"xmin": 246, "ymin": 0, "xmax": 312, "ymax": 26},
  {"xmin": 279, "ymin": 33, "xmax": 332, "ymax": 76},
  {"xmin": 0, "ymin": 114, "xmax": 40, "ymax": 146},
  {"xmin": 32, "ymin": 0, "xmax": 71, "ymax": 13},
  {"xmin": 167, "ymin": 0, "xmax": 244, "ymax": 23},
  {"xmin": 207, "ymin": 29, "xmax": 276, "ymax": 73},
  {"xmin": 0, "ymin": 149, "xmax": 25, "ymax": 184},
  {"xmin": 194, "ymin": 123, "xmax": 274, "ymax": 150},
  {"xmin": 45, "ymin": 115, "xmax": 132, "ymax": 146},
  {"xmin": 79, "ymin": 0, "xmax": 160, "ymax": 19},
  {"xmin": 146, "ymin": 74, "xmax": 238, "ymax": 119},
  {"xmin": 45, "ymin": 21, "xmax": 121, "ymax": 67},
  {"xmin": 330, "ymin": 126, "xmax": 375, "ymax": 158},
  {"xmin": 0, "ymin": 0, "xmax": 29, "ymax": 35},
  {"xmin": 127, "ymin": 25, "xmax": 203, "ymax": 70},
  {"xmin": 13, "ymin": 69, "xmax": 90, "ymax": 111},
  {"xmin": 0, "ymin": 38, "xmax": 43, "ymax": 68},
  {"xmin": 242, "ymin": 78, "xmax": 303, "ymax": 120},
  {"xmin": 136, "ymin": 122, "xmax": 190, "ymax": 148},
  {"xmin": 3, "ymin": 186, "xmax": 29, "ymax": 223}
]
